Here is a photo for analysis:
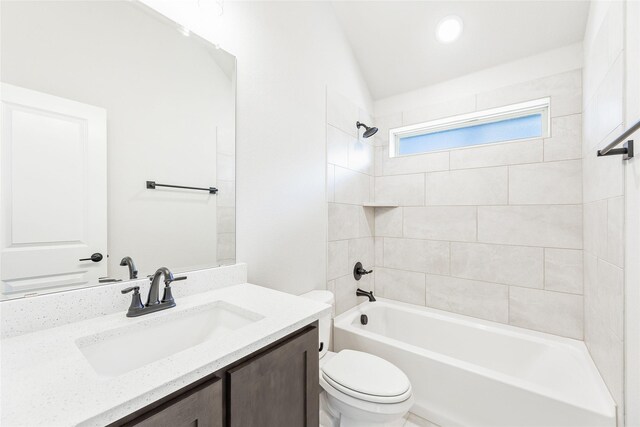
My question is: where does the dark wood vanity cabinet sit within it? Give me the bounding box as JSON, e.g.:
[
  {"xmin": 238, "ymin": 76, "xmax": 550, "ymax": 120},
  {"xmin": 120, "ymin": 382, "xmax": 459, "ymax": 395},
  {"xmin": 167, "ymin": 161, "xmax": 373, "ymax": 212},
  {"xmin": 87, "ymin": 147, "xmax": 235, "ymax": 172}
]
[
  {"xmin": 227, "ymin": 323, "xmax": 319, "ymax": 427},
  {"xmin": 125, "ymin": 377, "xmax": 223, "ymax": 427},
  {"xmin": 112, "ymin": 323, "xmax": 319, "ymax": 427}
]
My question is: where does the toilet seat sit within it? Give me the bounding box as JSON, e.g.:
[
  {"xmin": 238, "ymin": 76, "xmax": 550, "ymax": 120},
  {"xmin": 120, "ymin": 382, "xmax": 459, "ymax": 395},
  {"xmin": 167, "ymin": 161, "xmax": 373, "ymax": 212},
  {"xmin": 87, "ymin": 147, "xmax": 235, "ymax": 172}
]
[
  {"xmin": 321, "ymin": 350, "xmax": 412, "ymax": 404},
  {"xmin": 320, "ymin": 372, "xmax": 415, "ymax": 422}
]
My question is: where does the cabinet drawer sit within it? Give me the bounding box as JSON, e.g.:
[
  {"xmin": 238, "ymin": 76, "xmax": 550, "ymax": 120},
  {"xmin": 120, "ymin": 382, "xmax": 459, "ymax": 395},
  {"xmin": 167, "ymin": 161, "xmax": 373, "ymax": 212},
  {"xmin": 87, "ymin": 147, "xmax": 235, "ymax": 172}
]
[{"xmin": 127, "ymin": 376, "xmax": 223, "ymax": 427}]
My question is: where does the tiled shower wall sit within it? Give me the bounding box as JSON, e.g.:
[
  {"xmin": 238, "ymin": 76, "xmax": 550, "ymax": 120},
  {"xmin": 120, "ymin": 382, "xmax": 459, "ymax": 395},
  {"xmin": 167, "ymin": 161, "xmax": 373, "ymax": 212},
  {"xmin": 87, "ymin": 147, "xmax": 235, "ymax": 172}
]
[
  {"xmin": 326, "ymin": 90, "xmax": 376, "ymax": 315},
  {"xmin": 217, "ymin": 126, "xmax": 236, "ymax": 265},
  {"xmin": 371, "ymin": 69, "xmax": 584, "ymax": 339},
  {"xmin": 582, "ymin": 1, "xmax": 628, "ymax": 421}
]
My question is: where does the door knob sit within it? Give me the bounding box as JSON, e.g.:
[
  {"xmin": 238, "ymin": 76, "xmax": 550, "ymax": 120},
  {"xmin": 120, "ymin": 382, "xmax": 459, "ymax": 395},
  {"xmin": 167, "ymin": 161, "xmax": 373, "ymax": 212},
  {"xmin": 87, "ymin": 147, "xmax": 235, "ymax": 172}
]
[{"xmin": 79, "ymin": 253, "xmax": 103, "ymax": 262}]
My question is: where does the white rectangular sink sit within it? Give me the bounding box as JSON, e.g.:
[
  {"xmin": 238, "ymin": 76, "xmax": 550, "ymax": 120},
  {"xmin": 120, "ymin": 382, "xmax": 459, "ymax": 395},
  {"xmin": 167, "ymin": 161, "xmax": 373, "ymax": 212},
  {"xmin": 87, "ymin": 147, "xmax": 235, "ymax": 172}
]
[{"xmin": 76, "ymin": 301, "xmax": 263, "ymax": 377}]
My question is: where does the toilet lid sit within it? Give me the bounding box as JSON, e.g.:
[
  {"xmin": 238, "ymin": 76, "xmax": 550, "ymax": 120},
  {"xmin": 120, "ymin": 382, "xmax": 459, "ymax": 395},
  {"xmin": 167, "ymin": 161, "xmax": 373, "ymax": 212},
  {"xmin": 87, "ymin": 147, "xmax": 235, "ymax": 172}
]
[{"xmin": 321, "ymin": 350, "xmax": 411, "ymax": 402}]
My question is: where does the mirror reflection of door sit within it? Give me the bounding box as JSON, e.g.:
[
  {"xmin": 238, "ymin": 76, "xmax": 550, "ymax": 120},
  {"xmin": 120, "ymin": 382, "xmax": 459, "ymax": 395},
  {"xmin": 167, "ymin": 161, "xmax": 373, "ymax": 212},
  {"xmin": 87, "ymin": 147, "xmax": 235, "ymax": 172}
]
[{"xmin": 1, "ymin": 83, "xmax": 107, "ymax": 296}]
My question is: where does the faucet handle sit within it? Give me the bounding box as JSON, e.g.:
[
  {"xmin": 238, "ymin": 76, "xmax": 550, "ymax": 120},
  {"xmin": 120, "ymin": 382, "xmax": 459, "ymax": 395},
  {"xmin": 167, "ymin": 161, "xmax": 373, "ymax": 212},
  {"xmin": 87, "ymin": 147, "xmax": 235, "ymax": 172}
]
[
  {"xmin": 161, "ymin": 276, "xmax": 185, "ymax": 304},
  {"xmin": 121, "ymin": 286, "xmax": 145, "ymax": 315},
  {"xmin": 353, "ymin": 262, "xmax": 373, "ymax": 280}
]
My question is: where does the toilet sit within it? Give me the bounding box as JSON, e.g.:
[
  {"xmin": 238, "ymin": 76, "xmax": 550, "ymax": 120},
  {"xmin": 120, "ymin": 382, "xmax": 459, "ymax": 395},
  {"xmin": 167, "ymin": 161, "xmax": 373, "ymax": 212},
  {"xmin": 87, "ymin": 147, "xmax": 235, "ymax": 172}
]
[{"xmin": 302, "ymin": 291, "xmax": 414, "ymax": 427}]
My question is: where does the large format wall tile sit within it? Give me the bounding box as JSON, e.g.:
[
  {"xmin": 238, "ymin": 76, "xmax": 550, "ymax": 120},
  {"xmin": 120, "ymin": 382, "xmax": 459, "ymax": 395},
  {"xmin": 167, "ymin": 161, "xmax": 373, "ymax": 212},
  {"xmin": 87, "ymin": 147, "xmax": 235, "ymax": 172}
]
[
  {"xmin": 328, "ymin": 240, "xmax": 349, "ymax": 280},
  {"xmin": 374, "ymin": 146, "xmax": 383, "ymax": 176},
  {"xmin": 327, "ymin": 125, "xmax": 351, "ymax": 168},
  {"xmin": 583, "ymin": 200, "xmax": 608, "ymax": 258},
  {"xmin": 327, "ymin": 164, "xmax": 335, "ymax": 202},
  {"xmin": 375, "ymin": 174, "xmax": 425, "ymax": 206},
  {"xmin": 509, "ymin": 287, "xmax": 583, "ymax": 339},
  {"xmin": 544, "ymin": 114, "xmax": 582, "ymax": 161},
  {"xmin": 425, "ymin": 275, "xmax": 509, "ymax": 323},
  {"xmin": 328, "ymin": 203, "xmax": 359, "ymax": 241},
  {"xmin": 217, "ymin": 207, "xmax": 236, "ymax": 233},
  {"xmin": 426, "ymin": 167, "xmax": 508, "ymax": 206},
  {"xmin": 217, "ymin": 233, "xmax": 235, "ymax": 260},
  {"xmin": 508, "ymin": 160, "xmax": 582, "ymax": 205},
  {"xmin": 590, "ymin": 258, "xmax": 624, "ymax": 338},
  {"xmin": 348, "ymin": 138, "xmax": 374, "ymax": 175},
  {"xmin": 478, "ymin": 205, "xmax": 582, "ymax": 248},
  {"xmin": 349, "ymin": 237, "xmax": 375, "ymax": 271},
  {"xmin": 476, "ymin": 69, "xmax": 582, "ymax": 117},
  {"xmin": 404, "ymin": 206, "xmax": 477, "ymax": 242},
  {"xmin": 358, "ymin": 205, "xmax": 375, "ymax": 238},
  {"xmin": 373, "ymin": 113, "xmax": 403, "ymax": 147},
  {"xmin": 382, "ymin": 148, "xmax": 449, "ymax": 175},
  {"xmin": 383, "ymin": 238, "xmax": 450, "ymax": 275},
  {"xmin": 582, "ymin": 145, "xmax": 624, "ymax": 202},
  {"xmin": 450, "ymin": 139, "xmax": 543, "ymax": 170},
  {"xmin": 606, "ymin": 196, "xmax": 624, "ymax": 268},
  {"xmin": 216, "ymin": 180, "xmax": 236, "ymax": 207},
  {"xmin": 450, "ymin": 242, "xmax": 543, "ymax": 288},
  {"xmin": 375, "ymin": 267, "xmax": 426, "ymax": 304},
  {"xmin": 581, "ymin": 3, "xmax": 626, "ymax": 418},
  {"xmin": 375, "ymin": 237, "xmax": 384, "ymax": 266},
  {"xmin": 585, "ymin": 57, "xmax": 624, "ymax": 149},
  {"xmin": 402, "ymin": 96, "xmax": 476, "ymax": 125},
  {"xmin": 544, "ymin": 248, "xmax": 583, "ymax": 294},
  {"xmin": 331, "ymin": 275, "xmax": 358, "ymax": 315},
  {"xmin": 584, "ymin": 306, "xmax": 624, "ymax": 417},
  {"xmin": 374, "ymin": 207, "xmax": 403, "ymax": 237},
  {"xmin": 334, "ymin": 166, "xmax": 371, "ymax": 205}
]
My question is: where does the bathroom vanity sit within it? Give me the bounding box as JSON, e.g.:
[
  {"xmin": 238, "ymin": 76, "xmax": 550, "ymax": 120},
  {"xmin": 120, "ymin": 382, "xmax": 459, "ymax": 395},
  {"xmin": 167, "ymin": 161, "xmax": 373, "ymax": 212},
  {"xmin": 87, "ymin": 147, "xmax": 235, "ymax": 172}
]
[
  {"xmin": 112, "ymin": 323, "xmax": 318, "ymax": 427},
  {"xmin": 0, "ymin": 267, "xmax": 330, "ymax": 426}
]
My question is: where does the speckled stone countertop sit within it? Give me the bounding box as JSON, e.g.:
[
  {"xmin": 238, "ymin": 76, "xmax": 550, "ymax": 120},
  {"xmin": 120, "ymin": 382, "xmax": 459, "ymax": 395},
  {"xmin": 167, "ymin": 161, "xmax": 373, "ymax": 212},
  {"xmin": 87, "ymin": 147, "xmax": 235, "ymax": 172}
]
[{"xmin": 1, "ymin": 283, "xmax": 330, "ymax": 427}]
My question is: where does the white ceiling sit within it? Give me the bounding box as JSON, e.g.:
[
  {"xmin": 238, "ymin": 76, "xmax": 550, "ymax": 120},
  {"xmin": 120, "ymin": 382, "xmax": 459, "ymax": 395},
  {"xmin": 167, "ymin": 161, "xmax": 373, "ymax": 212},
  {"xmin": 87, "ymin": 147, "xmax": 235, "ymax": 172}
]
[{"xmin": 331, "ymin": 1, "xmax": 590, "ymax": 100}]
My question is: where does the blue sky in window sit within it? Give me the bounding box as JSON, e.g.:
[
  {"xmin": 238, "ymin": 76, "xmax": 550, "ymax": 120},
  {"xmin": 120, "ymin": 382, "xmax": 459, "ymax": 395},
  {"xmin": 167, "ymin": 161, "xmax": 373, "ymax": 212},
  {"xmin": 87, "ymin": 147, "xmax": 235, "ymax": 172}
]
[{"xmin": 398, "ymin": 113, "xmax": 543, "ymax": 155}]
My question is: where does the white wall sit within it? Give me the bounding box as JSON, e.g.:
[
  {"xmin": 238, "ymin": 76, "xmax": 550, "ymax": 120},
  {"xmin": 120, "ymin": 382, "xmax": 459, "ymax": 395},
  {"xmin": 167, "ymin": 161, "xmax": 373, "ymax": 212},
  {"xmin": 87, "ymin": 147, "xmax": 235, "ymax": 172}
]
[
  {"xmin": 1, "ymin": 1, "xmax": 233, "ymax": 280},
  {"xmin": 375, "ymin": 43, "xmax": 583, "ymax": 117},
  {"xmin": 143, "ymin": 1, "xmax": 373, "ymax": 295}
]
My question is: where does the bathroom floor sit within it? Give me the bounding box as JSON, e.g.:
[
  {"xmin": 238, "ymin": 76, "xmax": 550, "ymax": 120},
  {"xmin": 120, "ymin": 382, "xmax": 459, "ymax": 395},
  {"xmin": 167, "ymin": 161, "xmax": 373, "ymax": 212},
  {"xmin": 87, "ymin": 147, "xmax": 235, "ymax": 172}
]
[
  {"xmin": 400, "ymin": 413, "xmax": 439, "ymax": 427},
  {"xmin": 319, "ymin": 412, "xmax": 437, "ymax": 427}
]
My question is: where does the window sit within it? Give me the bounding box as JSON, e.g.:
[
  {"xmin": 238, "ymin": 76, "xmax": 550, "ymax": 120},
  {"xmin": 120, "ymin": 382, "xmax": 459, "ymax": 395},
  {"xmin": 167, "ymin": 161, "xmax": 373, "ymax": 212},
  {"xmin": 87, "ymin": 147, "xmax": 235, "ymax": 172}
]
[{"xmin": 389, "ymin": 98, "xmax": 550, "ymax": 157}]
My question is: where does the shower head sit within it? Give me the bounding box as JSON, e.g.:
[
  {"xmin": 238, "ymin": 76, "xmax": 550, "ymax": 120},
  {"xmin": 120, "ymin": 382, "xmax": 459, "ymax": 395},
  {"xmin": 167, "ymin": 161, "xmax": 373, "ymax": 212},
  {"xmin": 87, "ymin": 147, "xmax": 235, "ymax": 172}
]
[{"xmin": 356, "ymin": 121, "xmax": 378, "ymax": 138}]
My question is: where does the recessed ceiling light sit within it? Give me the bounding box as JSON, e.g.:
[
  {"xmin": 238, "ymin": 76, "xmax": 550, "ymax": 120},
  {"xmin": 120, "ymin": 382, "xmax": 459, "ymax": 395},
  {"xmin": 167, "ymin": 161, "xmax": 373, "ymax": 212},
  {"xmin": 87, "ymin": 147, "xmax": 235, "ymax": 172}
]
[{"xmin": 436, "ymin": 15, "xmax": 463, "ymax": 44}]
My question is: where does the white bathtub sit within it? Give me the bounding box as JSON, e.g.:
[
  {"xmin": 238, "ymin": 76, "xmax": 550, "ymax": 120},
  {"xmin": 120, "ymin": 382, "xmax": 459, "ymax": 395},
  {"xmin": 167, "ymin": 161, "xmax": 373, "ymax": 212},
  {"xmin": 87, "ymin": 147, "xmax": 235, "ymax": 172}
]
[{"xmin": 333, "ymin": 299, "xmax": 616, "ymax": 427}]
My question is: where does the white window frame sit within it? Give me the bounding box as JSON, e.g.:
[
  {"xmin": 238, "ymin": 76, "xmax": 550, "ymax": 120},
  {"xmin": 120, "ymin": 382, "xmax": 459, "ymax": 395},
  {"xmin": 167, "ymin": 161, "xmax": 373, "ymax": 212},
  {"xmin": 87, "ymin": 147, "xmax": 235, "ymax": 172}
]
[{"xmin": 389, "ymin": 97, "xmax": 551, "ymax": 158}]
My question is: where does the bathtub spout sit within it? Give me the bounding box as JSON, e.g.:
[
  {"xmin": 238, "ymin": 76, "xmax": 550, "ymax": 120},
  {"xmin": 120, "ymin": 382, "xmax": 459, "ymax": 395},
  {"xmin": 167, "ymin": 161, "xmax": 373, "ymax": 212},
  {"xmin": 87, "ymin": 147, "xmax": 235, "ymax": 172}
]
[{"xmin": 356, "ymin": 288, "xmax": 376, "ymax": 302}]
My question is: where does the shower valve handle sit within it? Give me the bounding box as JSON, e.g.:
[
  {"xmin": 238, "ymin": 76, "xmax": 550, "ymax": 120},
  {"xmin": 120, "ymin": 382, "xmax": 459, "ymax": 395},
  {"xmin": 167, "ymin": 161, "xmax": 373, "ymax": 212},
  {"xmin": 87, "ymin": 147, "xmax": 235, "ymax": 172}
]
[{"xmin": 353, "ymin": 262, "xmax": 373, "ymax": 280}]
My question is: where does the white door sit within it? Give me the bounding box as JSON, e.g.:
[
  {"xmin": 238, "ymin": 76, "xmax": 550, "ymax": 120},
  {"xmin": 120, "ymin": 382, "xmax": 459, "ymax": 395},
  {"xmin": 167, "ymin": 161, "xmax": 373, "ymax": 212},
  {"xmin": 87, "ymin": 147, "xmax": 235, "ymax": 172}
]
[{"xmin": 1, "ymin": 83, "xmax": 107, "ymax": 297}]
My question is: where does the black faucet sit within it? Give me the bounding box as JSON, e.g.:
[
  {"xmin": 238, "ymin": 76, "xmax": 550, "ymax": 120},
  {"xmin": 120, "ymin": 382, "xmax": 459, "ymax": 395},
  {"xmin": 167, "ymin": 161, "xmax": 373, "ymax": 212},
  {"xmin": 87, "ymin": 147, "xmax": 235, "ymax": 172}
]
[
  {"xmin": 119, "ymin": 256, "xmax": 138, "ymax": 279},
  {"xmin": 121, "ymin": 267, "xmax": 186, "ymax": 317},
  {"xmin": 356, "ymin": 288, "xmax": 376, "ymax": 302}
]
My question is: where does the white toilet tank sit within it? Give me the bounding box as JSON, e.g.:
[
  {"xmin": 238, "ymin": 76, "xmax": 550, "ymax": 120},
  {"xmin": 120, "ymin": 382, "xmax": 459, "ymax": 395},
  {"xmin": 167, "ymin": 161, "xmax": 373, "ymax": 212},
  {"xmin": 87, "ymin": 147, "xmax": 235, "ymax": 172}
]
[{"xmin": 300, "ymin": 290, "xmax": 334, "ymax": 359}]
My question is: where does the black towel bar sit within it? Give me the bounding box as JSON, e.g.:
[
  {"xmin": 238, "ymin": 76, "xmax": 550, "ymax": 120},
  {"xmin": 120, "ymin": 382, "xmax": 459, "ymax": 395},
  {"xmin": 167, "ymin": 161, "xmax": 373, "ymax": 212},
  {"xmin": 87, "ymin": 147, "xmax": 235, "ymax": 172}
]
[
  {"xmin": 597, "ymin": 119, "xmax": 640, "ymax": 159},
  {"xmin": 146, "ymin": 181, "xmax": 218, "ymax": 194}
]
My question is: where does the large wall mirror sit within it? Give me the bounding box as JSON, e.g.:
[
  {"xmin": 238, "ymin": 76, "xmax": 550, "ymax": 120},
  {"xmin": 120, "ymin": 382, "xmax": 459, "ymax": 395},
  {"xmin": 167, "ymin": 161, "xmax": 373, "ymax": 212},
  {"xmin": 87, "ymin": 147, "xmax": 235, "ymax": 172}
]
[{"xmin": 0, "ymin": 1, "xmax": 236, "ymax": 300}]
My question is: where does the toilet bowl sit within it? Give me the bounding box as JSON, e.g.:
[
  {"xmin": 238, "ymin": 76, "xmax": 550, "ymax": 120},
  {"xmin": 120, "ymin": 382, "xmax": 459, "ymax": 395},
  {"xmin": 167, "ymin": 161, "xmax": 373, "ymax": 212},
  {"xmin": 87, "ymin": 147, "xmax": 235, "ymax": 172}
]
[{"xmin": 302, "ymin": 291, "xmax": 414, "ymax": 427}]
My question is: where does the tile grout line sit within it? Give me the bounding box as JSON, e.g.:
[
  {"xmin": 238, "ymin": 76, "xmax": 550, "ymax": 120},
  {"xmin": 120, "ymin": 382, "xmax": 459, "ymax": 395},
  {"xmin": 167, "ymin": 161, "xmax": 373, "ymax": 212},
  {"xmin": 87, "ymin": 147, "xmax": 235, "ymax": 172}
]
[
  {"xmin": 376, "ymin": 266, "xmax": 582, "ymax": 297},
  {"xmin": 366, "ymin": 234, "xmax": 582, "ymax": 251}
]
